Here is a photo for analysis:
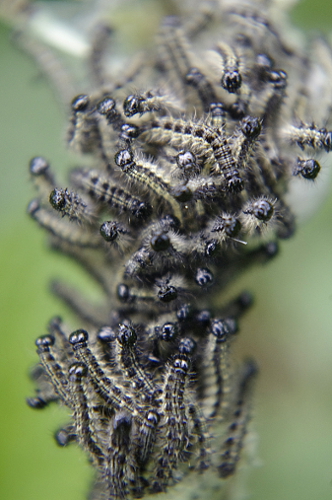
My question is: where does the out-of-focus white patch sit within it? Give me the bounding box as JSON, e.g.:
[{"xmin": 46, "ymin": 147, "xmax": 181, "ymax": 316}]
[
  {"xmin": 286, "ymin": 157, "xmax": 332, "ymax": 224},
  {"xmin": 29, "ymin": 11, "xmax": 90, "ymax": 57}
]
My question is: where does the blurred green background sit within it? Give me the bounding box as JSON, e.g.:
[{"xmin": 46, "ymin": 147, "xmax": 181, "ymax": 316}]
[{"xmin": 1, "ymin": 1, "xmax": 332, "ymax": 499}]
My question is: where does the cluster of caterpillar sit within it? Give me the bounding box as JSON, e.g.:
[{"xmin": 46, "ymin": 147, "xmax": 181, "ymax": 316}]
[{"xmin": 26, "ymin": 1, "xmax": 332, "ymax": 499}]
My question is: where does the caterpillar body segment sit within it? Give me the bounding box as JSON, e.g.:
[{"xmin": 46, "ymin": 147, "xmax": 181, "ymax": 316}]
[{"xmin": 70, "ymin": 168, "xmax": 153, "ymax": 220}]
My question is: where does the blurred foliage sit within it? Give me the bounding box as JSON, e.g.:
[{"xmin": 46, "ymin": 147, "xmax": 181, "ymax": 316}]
[{"xmin": 0, "ymin": 1, "xmax": 332, "ymax": 499}]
